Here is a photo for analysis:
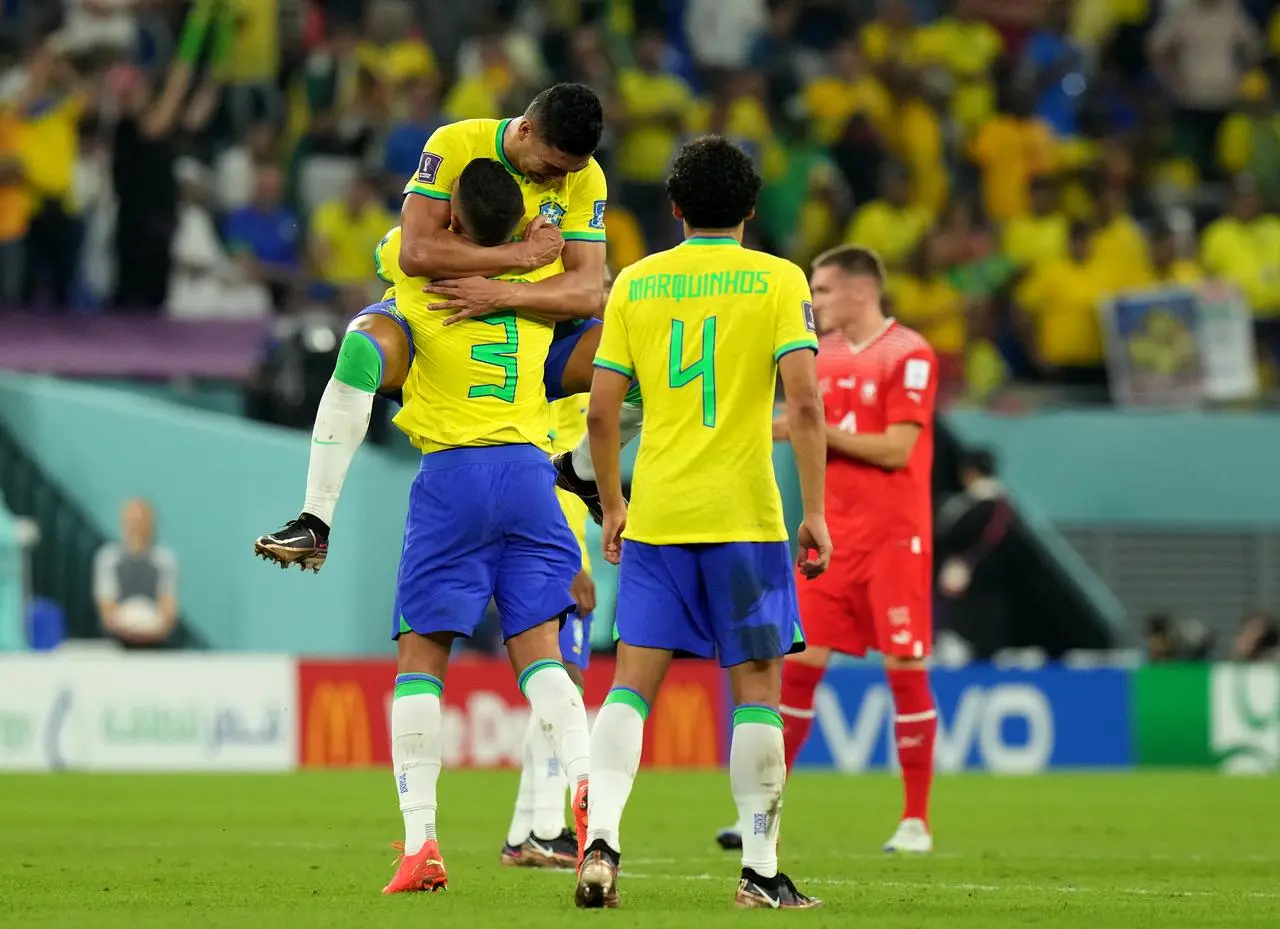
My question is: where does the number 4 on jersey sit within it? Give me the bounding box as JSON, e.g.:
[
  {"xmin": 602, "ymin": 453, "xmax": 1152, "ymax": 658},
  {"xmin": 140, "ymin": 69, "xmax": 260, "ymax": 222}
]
[{"xmin": 669, "ymin": 317, "xmax": 717, "ymax": 428}]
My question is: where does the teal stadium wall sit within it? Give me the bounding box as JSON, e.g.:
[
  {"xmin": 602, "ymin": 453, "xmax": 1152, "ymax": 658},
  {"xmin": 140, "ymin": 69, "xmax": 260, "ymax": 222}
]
[
  {"xmin": 0, "ymin": 498, "xmax": 21, "ymax": 649},
  {"xmin": 946, "ymin": 409, "xmax": 1280, "ymax": 528},
  {"xmin": 3, "ymin": 370, "xmax": 1279, "ymax": 651}
]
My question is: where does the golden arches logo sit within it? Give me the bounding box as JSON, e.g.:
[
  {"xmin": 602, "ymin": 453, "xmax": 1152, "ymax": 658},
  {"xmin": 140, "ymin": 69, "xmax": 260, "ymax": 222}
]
[
  {"xmin": 650, "ymin": 682, "xmax": 718, "ymax": 768},
  {"xmin": 306, "ymin": 681, "xmax": 372, "ymax": 766}
]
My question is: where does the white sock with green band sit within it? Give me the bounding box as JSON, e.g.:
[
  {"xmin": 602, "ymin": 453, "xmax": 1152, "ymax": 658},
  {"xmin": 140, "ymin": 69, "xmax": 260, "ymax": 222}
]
[
  {"xmin": 730, "ymin": 704, "xmax": 786, "ymax": 878},
  {"xmin": 391, "ymin": 672, "xmax": 444, "ymax": 855},
  {"xmin": 586, "ymin": 687, "xmax": 648, "ymax": 852},
  {"xmin": 570, "ymin": 397, "xmax": 642, "ymax": 481},
  {"xmin": 302, "ymin": 331, "xmax": 382, "ymax": 526},
  {"xmin": 531, "ymin": 721, "xmax": 569, "ymax": 839},
  {"xmin": 518, "ymin": 659, "xmax": 591, "ymax": 789}
]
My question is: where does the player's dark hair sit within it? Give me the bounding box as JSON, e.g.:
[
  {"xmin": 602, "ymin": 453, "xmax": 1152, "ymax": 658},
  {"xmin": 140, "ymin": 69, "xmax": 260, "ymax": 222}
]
[
  {"xmin": 455, "ymin": 158, "xmax": 525, "ymax": 247},
  {"xmin": 811, "ymin": 245, "xmax": 886, "ymax": 290},
  {"xmin": 526, "ymin": 83, "xmax": 603, "ymax": 157},
  {"xmin": 666, "ymin": 135, "xmax": 761, "ymax": 230}
]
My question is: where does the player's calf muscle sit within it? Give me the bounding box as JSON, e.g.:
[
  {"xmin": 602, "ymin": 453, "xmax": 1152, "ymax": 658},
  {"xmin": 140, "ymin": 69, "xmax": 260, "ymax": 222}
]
[
  {"xmin": 347, "ymin": 314, "xmax": 409, "ymax": 391},
  {"xmin": 397, "ymin": 630, "xmax": 451, "ymax": 679}
]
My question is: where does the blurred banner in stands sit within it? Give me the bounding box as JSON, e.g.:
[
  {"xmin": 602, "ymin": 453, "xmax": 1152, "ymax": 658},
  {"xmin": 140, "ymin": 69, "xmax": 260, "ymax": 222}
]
[{"xmin": 1102, "ymin": 283, "xmax": 1257, "ymax": 407}]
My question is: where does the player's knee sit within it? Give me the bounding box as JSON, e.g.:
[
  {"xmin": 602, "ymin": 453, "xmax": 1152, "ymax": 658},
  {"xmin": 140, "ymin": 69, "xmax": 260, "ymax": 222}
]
[
  {"xmin": 786, "ymin": 645, "xmax": 830, "ymax": 671},
  {"xmin": 334, "ymin": 329, "xmax": 387, "ymax": 393}
]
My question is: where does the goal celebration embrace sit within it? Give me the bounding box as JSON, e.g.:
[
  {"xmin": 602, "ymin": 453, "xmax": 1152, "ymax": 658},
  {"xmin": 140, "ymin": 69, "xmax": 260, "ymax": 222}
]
[{"xmin": 253, "ymin": 79, "xmax": 939, "ymax": 909}]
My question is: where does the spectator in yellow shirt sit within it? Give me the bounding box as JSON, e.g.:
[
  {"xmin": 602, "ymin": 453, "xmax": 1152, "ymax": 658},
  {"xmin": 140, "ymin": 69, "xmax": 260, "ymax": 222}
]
[
  {"xmin": 1002, "ymin": 175, "xmax": 1069, "ymax": 268},
  {"xmin": 17, "ymin": 44, "xmax": 83, "ymax": 309},
  {"xmin": 1200, "ymin": 179, "xmax": 1280, "ymax": 319},
  {"xmin": 891, "ymin": 70, "xmax": 947, "ymax": 217},
  {"xmin": 891, "ymin": 231, "xmax": 968, "ymax": 376},
  {"xmin": 687, "ymin": 70, "xmax": 784, "ymax": 182},
  {"xmin": 802, "ymin": 34, "xmax": 893, "ymax": 144},
  {"xmin": 443, "ymin": 31, "xmax": 515, "ymax": 121},
  {"xmin": 843, "ymin": 162, "xmax": 932, "ymax": 269},
  {"xmin": 914, "ymin": 0, "xmax": 1003, "ymax": 139},
  {"xmin": 1090, "ymin": 184, "xmax": 1151, "ymax": 290},
  {"xmin": 357, "ymin": 0, "xmax": 438, "ymax": 89},
  {"xmin": 1216, "ymin": 71, "xmax": 1280, "ymax": 202},
  {"xmin": 0, "ymin": 107, "xmax": 27, "ymax": 307},
  {"xmin": 1016, "ymin": 221, "xmax": 1110, "ymax": 377},
  {"xmin": 1143, "ymin": 220, "xmax": 1202, "ymax": 287},
  {"xmin": 861, "ymin": 0, "xmax": 922, "ymax": 72},
  {"xmin": 310, "ymin": 173, "xmax": 397, "ymax": 301},
  {"xmin": 615, "ymin": 29, "xmax": 694, "ymax": 250},
  {"xmin": 969, "ymin": 87, "xmax": 1056, "ymax": 222}
]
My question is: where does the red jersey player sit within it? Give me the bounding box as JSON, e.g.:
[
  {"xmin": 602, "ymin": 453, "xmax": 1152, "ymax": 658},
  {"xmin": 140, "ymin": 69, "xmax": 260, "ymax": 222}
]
[{"xmin": 718, "ymin": 244, "xmax": 938, "ymax": 854}]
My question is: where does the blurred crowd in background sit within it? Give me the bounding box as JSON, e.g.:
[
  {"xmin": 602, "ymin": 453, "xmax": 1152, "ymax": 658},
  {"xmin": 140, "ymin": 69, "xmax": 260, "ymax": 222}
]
[{"xmin": 1, "ymin": 0, "xmax": 1280, "ymax": 408}]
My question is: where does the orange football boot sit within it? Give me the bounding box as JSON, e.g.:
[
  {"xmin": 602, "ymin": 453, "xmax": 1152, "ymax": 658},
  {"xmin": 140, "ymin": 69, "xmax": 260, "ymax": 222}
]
[
  {"xmin": 573, "ymin": 780, "xmax": 589, "ymax": 869},
  {"xmin": 382, "ymin": 840, "xmax": 448, "ymax": 894}
]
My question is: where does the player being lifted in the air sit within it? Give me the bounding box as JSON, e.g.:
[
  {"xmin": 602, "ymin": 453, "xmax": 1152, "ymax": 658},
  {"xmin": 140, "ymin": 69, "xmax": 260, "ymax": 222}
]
[
  {"xmin": 718, "ymin": 245, "xmax": 939, "ymax": 854},
  {"xmin": 374, "ymin": 157, "xmax": 591, "ymax": 894},
  {"xmin": 576, "ymin": 136, "xmax": 832, "ymax": 910},
  {"xmin": 253, "ymin": 83, "xmax": 640, "ymax": 569}
]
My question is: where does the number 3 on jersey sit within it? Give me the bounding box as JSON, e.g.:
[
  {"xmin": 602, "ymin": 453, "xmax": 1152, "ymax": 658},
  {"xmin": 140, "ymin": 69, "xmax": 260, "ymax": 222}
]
[
  {"xmin": 669, "ymin": 317, "xmax": 717, "ymax": 427},
  {"xmin": 469, "ymin": 313, "xmax": 518, "ymax": 402}
]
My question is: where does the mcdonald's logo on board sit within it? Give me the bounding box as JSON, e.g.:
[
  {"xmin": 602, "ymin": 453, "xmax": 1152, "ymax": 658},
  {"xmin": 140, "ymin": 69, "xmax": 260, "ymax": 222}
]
[
  {"xmin": 305, "ymin": 681, "xmax": 372, "ymax": 767},
  {"xmin": 650, "ymin": 682, "xmax": 718, "ymax": 768}
]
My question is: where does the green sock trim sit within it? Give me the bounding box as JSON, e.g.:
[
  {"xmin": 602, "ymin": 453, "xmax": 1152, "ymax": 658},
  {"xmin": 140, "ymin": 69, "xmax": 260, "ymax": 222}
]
[
  {"xmin": 518, "ymin": 658, "xmax": 564, "ymax": 696},
  {"xmin": 333, "ymin": 331, "xmax": 383, "ymax": 393},
  {"xmin": 603, "ymin": 686, "xmax": 650, "ymax": 721},
  {"xmin": 394, "ymin": 673, "xmax": 442, "ymax": 699},
  {"xmin": 733, "ymin": 704, "xmax": 783, "ymax": 729}
]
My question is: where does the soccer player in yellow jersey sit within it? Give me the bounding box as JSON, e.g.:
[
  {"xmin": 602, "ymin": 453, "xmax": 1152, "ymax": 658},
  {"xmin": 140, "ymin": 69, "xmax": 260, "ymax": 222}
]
[
  {"xmin": 576, "ymin": 137, "xmax": 833, "ymax": 910},
  {"xmin": 254, "ymin": 84, "xmax": 643, "ymax": 568},
  {"xmin": 347, "ymin": 158, "xmax": 592, "ymax": 895}
]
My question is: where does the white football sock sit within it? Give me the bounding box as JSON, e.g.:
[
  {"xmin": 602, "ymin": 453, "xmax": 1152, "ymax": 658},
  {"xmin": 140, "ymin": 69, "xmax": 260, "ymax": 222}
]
[
  {"xmin": 519, "ymin": 660, "xmax": 591, "ymax": 787},
  {"xmin": 505, "ymin": 715, "xmax": 537, "ymax": 847},
  {"xmin": 391, "ymin": 677, "xmax": 443, "ymax": 855},
  {"xmin": 302, "ymin": 378, "xmax": 374, "ymax": 526},
  {"xmin": 586, "ymin": 693, "xmax": 646, "ymax": 852},
  {"xmin": 730, "ymin": 711, "xmax": 787, "ymax": 878},
  {"xmin": 531, "ymin": 720, "xmax": 569, "ymax": 839},
  {"xmin": 570, "ymin": 400, "xmax": 642, "ymax": 481}
]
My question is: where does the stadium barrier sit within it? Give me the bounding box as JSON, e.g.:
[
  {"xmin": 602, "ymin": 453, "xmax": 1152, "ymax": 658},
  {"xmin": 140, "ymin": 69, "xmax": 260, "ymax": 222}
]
[{"xmin": 2, "ymin": 655, "xmax": 1276, "ymax": 773}]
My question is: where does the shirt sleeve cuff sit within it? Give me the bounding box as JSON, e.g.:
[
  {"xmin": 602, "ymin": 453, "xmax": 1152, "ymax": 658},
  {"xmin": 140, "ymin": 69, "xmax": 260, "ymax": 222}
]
[
  {"xmin": 562, "ymin": 231, "xmax": 607, "ymax": 242},
  {"xmin": 773, "ymin": 339, "xmax": 819, "ymax": 362},
  {"xmin": 593, "ymin": 358, "xmax": 635, "ymax": 378},
  {"xmin": 403, "ymin": 183, "xmax": 451, "ymax": 200}
]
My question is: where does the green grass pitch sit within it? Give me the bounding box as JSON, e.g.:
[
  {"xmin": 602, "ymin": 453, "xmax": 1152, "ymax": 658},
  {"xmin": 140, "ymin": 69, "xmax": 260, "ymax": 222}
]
[{"xmin": 2, "ymin": 771, "xmax": 1277, "ymax": 928}]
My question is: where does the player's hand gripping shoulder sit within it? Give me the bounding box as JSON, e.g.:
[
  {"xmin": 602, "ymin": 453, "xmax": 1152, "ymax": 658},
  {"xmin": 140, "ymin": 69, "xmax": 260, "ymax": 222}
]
[{"xmin": 796, "ymin": 515, "xmax": 833, "ymax": 579}]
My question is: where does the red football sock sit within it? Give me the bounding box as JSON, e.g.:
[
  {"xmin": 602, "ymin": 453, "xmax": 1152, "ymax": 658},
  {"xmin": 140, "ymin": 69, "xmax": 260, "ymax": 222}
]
[
  {"xmin": 887, "ymin": 667, "xmax": 936, "ymax": 825},
  {"xmin": 780, "ymin": 661, "xmax": 825, "ymax": 770}
]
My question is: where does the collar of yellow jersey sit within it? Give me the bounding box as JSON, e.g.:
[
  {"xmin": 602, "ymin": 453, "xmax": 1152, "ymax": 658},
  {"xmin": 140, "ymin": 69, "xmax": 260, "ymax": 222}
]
[{"xmin": 682, "ymin": 235, "xmax": 741, "ymax": 247}]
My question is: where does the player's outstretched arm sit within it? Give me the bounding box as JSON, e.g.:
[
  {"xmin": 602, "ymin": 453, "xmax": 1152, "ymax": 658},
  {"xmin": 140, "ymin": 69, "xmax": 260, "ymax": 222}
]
[
  {"xmin": 427, "ymin": 239, "xmax": 606, "ymax": 326},
  {"xmin": 398, "ymin": 193, "xmax": 560, "ymax": 280},
  {"xmin": 586, "ymin": 366, "xmax": 630, "ymax": 564},
  {"xmin": 777, "ymin": 349, "xmax": 832, "ymax": 577}
]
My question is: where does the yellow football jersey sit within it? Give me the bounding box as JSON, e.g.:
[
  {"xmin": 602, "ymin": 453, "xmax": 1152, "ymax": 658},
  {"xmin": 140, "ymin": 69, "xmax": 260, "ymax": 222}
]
[
  {"xmin": 375, "ymin": 227, "xmax": 559, "ymax": 453},
  {"xmin": 402, "ymin": 118, "xmax": 608, "ymax": 258},
  {"xmin": 595, "ymin": 237, "xmax": 818, "ymax": 545}
]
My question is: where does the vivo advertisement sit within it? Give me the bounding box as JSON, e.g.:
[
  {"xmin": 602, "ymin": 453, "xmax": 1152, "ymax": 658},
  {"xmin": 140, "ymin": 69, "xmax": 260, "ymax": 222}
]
[{"xmin": 796, "ymin": 666, "xmax": 1133, "ymax": 772}]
